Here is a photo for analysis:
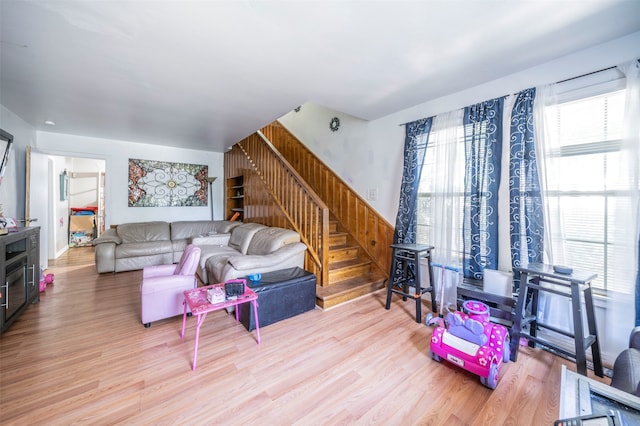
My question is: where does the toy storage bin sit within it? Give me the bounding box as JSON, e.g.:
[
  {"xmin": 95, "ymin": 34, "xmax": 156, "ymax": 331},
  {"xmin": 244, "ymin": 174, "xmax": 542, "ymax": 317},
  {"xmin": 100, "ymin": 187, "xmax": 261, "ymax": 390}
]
[{"xmin": 69, "ymin": 207, "xmax": 97, "ymax": 247}]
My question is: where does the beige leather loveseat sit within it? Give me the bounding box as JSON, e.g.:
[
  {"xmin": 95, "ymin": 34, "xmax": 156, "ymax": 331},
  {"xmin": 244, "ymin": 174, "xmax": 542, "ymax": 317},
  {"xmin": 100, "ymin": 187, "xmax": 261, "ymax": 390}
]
[{"xmin": 92, "ymin": 220, "xmax": 240, "ymax": 273}]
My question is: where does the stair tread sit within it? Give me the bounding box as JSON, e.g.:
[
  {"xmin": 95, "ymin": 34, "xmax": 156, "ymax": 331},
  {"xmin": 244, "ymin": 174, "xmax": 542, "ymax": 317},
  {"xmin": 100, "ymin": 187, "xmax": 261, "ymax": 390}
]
[
  {"xmin": 328, "ymin": 257, "xmax": 371, "ymax": 271},
  {"xmin": 323, "ymin": 271, "xmax": 387, "ymax": 289},
  {"xmin": 316, "ymin": 272, "xmax": 387, "ymax": 308},
  {"xmin": 329, "ymin": 244, "xmax": 359, "ymax": 251}
]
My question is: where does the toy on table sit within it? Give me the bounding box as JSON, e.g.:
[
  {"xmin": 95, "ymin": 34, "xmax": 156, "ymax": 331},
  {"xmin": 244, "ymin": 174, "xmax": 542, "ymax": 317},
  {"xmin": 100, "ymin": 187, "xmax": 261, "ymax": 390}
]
[{"xmin": 429, "ymin": 300, "xmax": 510, "ymax": 389}]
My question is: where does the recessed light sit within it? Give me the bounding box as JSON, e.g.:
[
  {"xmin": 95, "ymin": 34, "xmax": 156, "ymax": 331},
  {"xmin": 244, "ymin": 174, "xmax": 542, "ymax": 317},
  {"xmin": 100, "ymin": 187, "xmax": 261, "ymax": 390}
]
[{"xmin": 44, "ymin": 120, "xmax": 56, "ymax": 126}]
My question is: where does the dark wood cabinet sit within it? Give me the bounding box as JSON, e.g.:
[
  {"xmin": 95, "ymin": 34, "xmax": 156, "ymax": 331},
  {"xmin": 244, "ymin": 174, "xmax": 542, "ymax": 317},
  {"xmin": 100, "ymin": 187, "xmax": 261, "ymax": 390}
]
[
  {"xmin": 1, "ymin": 227, "xmax": 40, "ymax": 333},
  {"xmin": 226, "ymin": 175, "xmax": 244, "ymax": 221}
]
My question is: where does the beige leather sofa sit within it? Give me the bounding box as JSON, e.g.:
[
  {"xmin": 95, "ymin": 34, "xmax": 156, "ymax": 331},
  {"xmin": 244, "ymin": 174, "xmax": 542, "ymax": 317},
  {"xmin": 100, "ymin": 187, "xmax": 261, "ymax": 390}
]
[
  {"xmin": 197, "ymin": 222, "xmax": 307, "ymax": 284},
  {"xmin": 92, "ymin": 220, "xmax": 240, "ymax": 273}
]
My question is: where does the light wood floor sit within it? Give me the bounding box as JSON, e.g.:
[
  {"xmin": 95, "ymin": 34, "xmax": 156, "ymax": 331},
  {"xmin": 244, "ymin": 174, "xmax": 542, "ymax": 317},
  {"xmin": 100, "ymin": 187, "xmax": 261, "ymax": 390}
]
[{"xmin": 1, "ymin": 247, "xmax": 608, "ymax": 425}]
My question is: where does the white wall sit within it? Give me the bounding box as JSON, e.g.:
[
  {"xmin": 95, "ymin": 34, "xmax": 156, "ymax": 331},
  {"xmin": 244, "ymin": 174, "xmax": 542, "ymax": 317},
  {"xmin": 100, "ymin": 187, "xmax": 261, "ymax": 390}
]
[
  {"xmin": 279, "ymin": 31, "xmax": 640, "ymax": 225},
  {"xmin": 50, "ymin": 155, "xmax": 74, "ymax": 256},
  {"xmin": 279, "ymin": 103, "xmax": 400, "ymax": 226},
  {"xmin": 69, "ymin": 157, "xmax": 104, "ymax": 208},
  {"xmin": 35, "ymin": 132, "xmax": 224, "ymax": 226},
  {"xmin": 0, "ymin": 104, "xmax": 38, "ymax": 219}
]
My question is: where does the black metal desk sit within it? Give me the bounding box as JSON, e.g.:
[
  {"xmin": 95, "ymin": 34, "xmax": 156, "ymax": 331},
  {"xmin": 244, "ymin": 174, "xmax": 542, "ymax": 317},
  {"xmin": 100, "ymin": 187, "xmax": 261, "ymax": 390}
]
[
  {"xmin": 385, "ymin": 243, "xmax": 436, "ymax": 323},
  {"xmin": 511, "ymin": 263, "xmax": 603, "ymax": 377}
]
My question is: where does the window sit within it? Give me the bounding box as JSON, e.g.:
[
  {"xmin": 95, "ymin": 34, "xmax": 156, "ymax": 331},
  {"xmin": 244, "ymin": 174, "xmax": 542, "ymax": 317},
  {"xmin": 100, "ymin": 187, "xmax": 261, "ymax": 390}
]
[
  {"xmin": 416, "ymin": 79, "xmax": 631, "ymax": 294},
  {"xmin": 416, "ymin": 116, "xmax": 465, "ymax": 266},
  {"xmin": 542, "ymin": 83, "xmax": 628, "ymax": 293}
]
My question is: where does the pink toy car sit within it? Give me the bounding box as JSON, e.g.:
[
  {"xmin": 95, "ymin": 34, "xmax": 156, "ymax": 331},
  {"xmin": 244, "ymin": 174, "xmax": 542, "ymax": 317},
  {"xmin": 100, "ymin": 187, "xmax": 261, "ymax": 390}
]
[{"xmin": 429, "ymin": 300, "xmax": 510, "ymax": 389}]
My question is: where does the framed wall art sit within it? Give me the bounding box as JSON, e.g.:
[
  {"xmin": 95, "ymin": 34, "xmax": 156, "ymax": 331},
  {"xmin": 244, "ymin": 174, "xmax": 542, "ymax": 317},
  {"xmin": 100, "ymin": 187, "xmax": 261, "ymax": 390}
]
[{"xmin": 128, "ymin": 158, "xmax": 208, "ymax": 207}]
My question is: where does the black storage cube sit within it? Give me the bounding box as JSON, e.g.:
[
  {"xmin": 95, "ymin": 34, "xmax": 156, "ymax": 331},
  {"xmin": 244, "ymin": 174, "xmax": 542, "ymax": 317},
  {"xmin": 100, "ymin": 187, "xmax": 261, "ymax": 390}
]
[{"xmin": 238, "ymin": 267, "xmax": 316, "ymax": 331}]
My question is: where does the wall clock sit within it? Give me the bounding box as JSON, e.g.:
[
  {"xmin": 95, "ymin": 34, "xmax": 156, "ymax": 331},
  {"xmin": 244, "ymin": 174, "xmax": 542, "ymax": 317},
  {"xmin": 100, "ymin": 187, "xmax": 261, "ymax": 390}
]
[{"xmin": 329, "ymin": 117, "xmax": 340, "ymax": 132}]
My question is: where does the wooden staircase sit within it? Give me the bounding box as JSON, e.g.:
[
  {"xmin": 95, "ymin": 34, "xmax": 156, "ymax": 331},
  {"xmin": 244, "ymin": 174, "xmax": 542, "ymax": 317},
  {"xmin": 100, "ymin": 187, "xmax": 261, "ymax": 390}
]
[
  {"xmin": 317, "ymin": 216, "xmax": 387, "ymax": 309},
  {"xmin": 227, "ymin": 121, "xmax": 395, "ymax": 310}
]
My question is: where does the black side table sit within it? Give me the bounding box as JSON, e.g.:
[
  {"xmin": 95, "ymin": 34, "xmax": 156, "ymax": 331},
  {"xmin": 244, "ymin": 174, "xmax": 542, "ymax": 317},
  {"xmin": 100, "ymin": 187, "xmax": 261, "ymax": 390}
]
[
  {"xmin": 385, "ymin": 243, "xmax": 436, "ymax": 323},
  {"xmin": 511, "ymin": 263, "xmax": 603, "ymax": 377}
]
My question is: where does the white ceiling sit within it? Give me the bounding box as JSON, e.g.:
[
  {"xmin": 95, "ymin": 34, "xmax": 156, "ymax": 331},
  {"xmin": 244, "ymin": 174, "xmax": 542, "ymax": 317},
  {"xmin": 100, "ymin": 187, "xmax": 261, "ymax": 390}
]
[{"xmin": 1, "ymin": 1, "xmax": 639, "ymax": 153}]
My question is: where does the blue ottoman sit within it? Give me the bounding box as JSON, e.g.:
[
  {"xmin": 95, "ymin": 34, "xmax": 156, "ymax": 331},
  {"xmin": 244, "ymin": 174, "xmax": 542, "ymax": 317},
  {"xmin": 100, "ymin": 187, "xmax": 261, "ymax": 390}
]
[{"xmin": 238, "ymin": 267, "xmax": 316, "ymax": 331}]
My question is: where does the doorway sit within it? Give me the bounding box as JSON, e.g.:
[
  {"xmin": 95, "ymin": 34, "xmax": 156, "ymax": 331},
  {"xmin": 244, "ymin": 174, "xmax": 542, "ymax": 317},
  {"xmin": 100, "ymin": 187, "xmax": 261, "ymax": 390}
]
[
  {"xmin": 49, "ymin": 155, "xmax": 106, "ymax": 259},
  {"xmin": 26, "ymin": 149, "xmax": 106, "ymax": 267}
]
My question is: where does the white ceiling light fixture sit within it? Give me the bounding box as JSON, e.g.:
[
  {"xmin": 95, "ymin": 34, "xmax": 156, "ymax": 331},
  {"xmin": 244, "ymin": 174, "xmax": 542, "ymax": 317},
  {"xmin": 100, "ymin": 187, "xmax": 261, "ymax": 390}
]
[{"xmin": 44, "ymin": 120, "xmax": 56, "ymax": 126}]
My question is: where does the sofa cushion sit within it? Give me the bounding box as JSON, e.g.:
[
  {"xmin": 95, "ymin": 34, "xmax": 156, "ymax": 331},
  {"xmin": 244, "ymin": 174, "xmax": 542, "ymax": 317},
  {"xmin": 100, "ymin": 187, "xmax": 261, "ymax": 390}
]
[
  {"xmin": 205, "ymin": 249, "xmax": 243, "ymax": 283},
  {"xmin": 170, "ymin": 220, "xmax": 241, "ymax": 241},
  {"xmin": 171, "ymin": 222, "xmax": 240, "ymax": 261},
  {"xmin": 217, "ymin": 243, "xmax": 307, "ymax": 283},
  {"xmin": 115, "ymin": 241, "xmax": 173, "ymax": 258},
  {"xmin": 247, "ymin": 227, "xmax": 300, "ymax": 255},
  {"xmin": 228, "ymin": 223, "xmax": 267, "ymax": 254},
  {"xmin": 199, "ymin": 245, "xmax": 239, "ymax": 274},
  {"xmin": 190, "ymin": 234, "xmax": 231, "ymax": 247},
  {"xmin": 227, "ymin": 243, "xmax": 306, "ymax": 270},
  {"xmin": 92, "ymin": 228, "xmax": 122, "ymax": 245},
  {"xmin": 118, "ymin": 222, "xmax": 170, "ymax": 244},
  {"xmin": 214, "ymin": 220, "xmax": 243, "ymax": 234},
  {"xmin": 116, "ymin": 253, "xmax": 173, "ymax": 273},
  {"xmin": 171, "ymin": 220, "xmax": 218, "ymax": 240}
]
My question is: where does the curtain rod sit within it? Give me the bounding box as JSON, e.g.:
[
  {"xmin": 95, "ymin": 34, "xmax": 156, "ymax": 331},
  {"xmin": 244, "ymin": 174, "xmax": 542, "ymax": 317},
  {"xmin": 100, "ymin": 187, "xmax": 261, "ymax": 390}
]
[
  {"xmin": 398, "ymin": 63, "xmax": 628, "ymax": 127},
  {"xmin": 554, "ymin": 65, "xmax": 617, "ymax": 84}
]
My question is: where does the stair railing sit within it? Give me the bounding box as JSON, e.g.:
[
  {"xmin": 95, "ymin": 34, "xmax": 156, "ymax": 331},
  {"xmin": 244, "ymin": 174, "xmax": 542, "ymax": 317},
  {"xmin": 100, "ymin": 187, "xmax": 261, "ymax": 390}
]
[
  {"xmin": 226, "ymin": 132, "xmax": 330, "ymax": 287},
  {"xmin": 261, "ymin": 121, "xmax": 395, "ymax": 278}
]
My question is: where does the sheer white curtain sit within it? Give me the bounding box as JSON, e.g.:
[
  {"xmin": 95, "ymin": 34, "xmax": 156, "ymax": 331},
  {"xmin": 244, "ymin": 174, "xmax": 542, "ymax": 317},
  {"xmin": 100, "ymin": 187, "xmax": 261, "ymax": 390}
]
[
  {"xmin": 532, "ymin": 84, "xmax": 559, "ymax": 266},
  {"xmin": 533, "ymin": 61, "xmax": 640, "ymax": 363},
  {"xmin": 421, "ymin": 109, "xmax": 465, "ymax": 315},
  {"xmin": 531, "ymin": 83, "xmax": 573, "ymax": 339},
  {"xmin": 610, "ymin": 60, "xmax": 640, "ymax": 354}
]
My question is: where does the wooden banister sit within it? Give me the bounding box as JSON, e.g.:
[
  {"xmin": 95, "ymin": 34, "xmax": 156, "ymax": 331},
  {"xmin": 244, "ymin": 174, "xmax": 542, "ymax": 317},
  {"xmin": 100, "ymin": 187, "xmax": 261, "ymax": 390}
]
[
  {"xmin": 261, "ymin": 121, "xmax": 396, "ymax": 278},
  {"xmin": 225, "ymin": 132, "xmax": 330, "ymax": 287}
]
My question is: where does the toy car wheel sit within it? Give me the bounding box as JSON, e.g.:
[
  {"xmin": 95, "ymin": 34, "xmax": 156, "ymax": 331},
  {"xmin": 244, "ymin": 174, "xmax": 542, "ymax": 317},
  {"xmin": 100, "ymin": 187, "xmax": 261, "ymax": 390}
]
[
  {"xmin": 430, "ymin": 350, "xmax": 442, "ymax": 362},
  {"xmin": 502, "ymin": 336, "xmax": 510, "ymax": 363},
  {"xmin": 482, "ymin": 362, "xmax": 499, "ymax": 390}
]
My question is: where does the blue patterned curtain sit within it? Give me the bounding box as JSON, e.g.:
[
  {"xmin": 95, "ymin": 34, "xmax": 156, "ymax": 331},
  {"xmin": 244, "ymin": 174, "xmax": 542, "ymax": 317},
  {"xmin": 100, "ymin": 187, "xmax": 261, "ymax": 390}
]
[
  {"xmin": 462, "ymin": 98, "xmax": 503, "ymax": 279},
  {"xmin": 393, "ymin": 118, "xmax": 432, "ymax": 245},
  {"xmin": 391, "ymin": 117, "xmax": 432, "ymax": 283},
  {"xmin": 509, "ymin": 88, "xmax": 544, "ymax": 272}
]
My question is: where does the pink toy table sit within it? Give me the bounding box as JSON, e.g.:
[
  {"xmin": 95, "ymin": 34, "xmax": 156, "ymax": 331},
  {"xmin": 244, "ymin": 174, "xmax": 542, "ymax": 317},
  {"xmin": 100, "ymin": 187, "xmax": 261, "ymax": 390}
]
[{"xmin": 181, "ymin": 284, "xmax": 260, "ymax": 370}]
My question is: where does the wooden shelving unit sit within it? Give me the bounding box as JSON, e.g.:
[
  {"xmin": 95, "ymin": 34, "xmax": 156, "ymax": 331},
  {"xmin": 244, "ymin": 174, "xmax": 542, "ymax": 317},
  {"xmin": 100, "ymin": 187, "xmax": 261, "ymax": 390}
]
[{"xmin": 225, "ymin": 175, "xmax": 244, "ymax": 221}]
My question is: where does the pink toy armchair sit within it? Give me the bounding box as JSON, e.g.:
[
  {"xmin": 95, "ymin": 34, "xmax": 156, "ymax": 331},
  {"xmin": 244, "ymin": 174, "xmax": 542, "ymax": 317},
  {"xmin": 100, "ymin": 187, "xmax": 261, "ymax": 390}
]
[{"xmin": 140, "ymin": 244, "xmax": 201, "ymax": 327}]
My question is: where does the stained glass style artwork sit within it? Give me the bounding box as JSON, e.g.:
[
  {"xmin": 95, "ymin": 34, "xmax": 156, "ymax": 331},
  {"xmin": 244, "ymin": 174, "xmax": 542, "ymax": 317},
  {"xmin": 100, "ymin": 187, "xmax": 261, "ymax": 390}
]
[{"xmin": 128, "ymin": 158, "xmax": 208, "ymax": 207}]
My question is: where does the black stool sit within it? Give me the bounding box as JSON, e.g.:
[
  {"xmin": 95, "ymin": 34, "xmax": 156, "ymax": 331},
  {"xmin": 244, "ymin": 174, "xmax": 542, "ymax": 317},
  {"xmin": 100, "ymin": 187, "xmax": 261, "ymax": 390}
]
[
  {"xmin": 385, "ymin": 243, "xmax": 436, "ymax": 323},
  {"xmin": 511, "ymin": 263, "xmax": 603, "ymax": 377}
]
